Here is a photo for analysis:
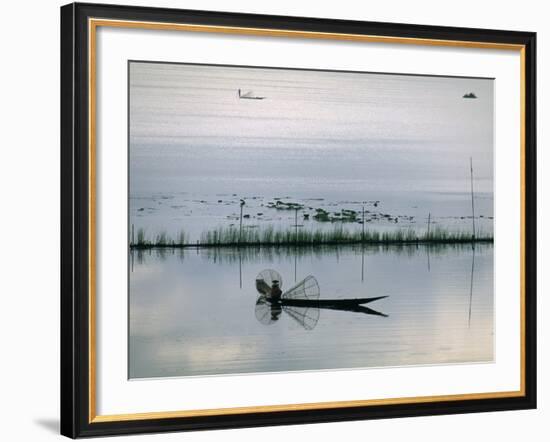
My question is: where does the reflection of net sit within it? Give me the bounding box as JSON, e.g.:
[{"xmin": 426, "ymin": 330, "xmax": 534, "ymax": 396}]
[
  {"xmin": 256, "ymin": 269, "xmax": 283, "ymax": 288},
  {"xmin": 282, "ymin": 276, "xmax": 320, "ymax": 300},
  {"xmin": 254, "ymin": 272, "xmax": 321, "ymax": 330},
  {"xmin": 254, "ymin": 295, "xmax": 320, "ymax": 330},
  {"xmin": 255, "ymin": 296, "xmax": 280, "ymax": 325},
  {"xmin": 283, "ymin": 305, "xmax": 320, "ymax": 330}
]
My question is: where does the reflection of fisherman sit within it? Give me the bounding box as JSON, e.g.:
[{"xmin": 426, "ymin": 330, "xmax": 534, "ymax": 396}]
[
  {"xmin": 270, "ymin": 303, "xmax": 282, "ymax": 320},
  {"xmin": 269, "ymin": 280, "xmax": 282, "ymax": 302}
]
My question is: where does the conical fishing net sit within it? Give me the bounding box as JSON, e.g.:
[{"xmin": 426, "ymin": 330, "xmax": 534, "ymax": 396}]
[
  {"xmin": 282, "ymin": 275, "xmax": 320, "ymax": 300},
  {"xmin": 256, "ymin": 269, "xmax": 283, "ymax": 289}
]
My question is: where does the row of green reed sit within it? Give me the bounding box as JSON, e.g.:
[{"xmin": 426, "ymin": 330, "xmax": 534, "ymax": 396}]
[{"xmin": 130, "ymin": 225, "xmax": 492, "ymax": 248}]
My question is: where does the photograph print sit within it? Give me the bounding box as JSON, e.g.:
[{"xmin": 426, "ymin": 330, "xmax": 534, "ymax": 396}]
[{"xmin": 128, "ymin": 61, "xmax": 494, "ymax": 379}]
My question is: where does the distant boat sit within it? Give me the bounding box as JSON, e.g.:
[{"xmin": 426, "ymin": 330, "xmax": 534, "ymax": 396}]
[
  {"xmin": 463, "ymin": 92, "xmax": 478, "ymax": 99},
  {"xmin": 238, "ymin": 89, "xmax": 265, "ymax": 100}
]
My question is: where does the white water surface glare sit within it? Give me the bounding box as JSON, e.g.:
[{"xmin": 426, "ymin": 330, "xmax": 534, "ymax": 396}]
[{"xmin": 128, "ymin": 61, "xmax": 494, "ymax": 378}]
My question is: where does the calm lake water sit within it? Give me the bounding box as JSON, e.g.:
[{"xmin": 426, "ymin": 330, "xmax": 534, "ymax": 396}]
[{"xmin": 129, "ymin": 243, "xmax": 493, "ymax": 378}]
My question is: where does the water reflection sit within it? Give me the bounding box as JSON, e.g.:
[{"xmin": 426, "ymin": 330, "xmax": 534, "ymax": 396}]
[
  {"xmin": 468, "ymin": 244, "xmax": 476, "ymax": 328},
  {"xmin": 254, "ymin": 269, "xmax": 387, "ymax": 330},
  {"xmin": 129, "ymin": 243, "xmax": 492, "ymax": 378},
  {"xmin": 131, "ymin": 242, "xmax": 481, "ymax": 265}
]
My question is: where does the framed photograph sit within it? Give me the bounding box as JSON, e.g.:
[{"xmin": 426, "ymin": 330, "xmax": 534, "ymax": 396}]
[{"xmin": 60, "ymin": 2, "xmax": 536, "ymax": 438}]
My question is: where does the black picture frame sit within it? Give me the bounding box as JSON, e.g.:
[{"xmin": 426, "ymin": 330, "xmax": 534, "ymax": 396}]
[{"xmin": 61, "ymin": 2, "xmax": 536, "ymax": 438}]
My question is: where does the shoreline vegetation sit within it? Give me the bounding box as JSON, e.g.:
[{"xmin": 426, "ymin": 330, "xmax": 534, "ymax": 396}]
[
  {"xmin": 129, "ymin": 226, "xmax": 493, "ymax": 249},
  {"xmin": 130, "ymin": 158, "xmax": 490, "ymax": 250}
]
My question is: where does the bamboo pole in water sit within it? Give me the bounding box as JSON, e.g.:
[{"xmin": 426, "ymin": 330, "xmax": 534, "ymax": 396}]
[
  {"xmin": 294, "ymin": 208, "xmax": 299, "ymax": 283},
  {"xmin": 295, "ymin": 208, "xmax": 298, "ymax": 239},
  {"xmin": 361, "ymin": 206, "xmax": 365, "ymax": 281},
  {"xmin": 470, "ymin": 157, "xmax": 476, "ymax": 240},
  {"xmin": 239, "ymin": 200, "xmax": 244, "ymax": 243},
  {"xmin": 468, "ymin": 245, "xmax": 476, "ymax": 327},
  {"xmin": 362, "ymin": 206, "xmax": 365, "ymax": 242},
  {"xmin": 426, "ymin": 213, "xmax": 431, "ymax": 272}
]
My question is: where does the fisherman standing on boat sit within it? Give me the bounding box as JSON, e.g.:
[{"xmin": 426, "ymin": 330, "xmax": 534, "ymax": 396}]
[{"xmin": 269, "ymin": 280, "xmax": 282, "ymax": 302}]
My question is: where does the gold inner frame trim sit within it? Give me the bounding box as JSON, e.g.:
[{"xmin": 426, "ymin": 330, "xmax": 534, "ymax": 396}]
[
  {"xmin": 92, "ymin": 390, "xmax": 524, "ymax": 423},
  {"xmin": 88, "ymin": 17, "xmax": 527, "ymax": 424}
]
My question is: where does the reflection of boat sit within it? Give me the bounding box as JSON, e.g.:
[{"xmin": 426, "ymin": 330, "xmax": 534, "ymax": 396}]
[
  {"xmin": 280, "ymin": 296, "xmax": 388, "ymax": 309},
  {"xmin": 238, "ymin": 88, "xmax": 265, "ymax": 100},
  {"xmin": 254, "ymin": 269, "xmax": 388, "ymax": 330}
]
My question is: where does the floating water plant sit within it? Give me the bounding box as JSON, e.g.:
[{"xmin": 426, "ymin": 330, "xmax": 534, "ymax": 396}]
[{"xmin": 266, "ymin": 200, "xmax": 305, "ymax": 210}]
